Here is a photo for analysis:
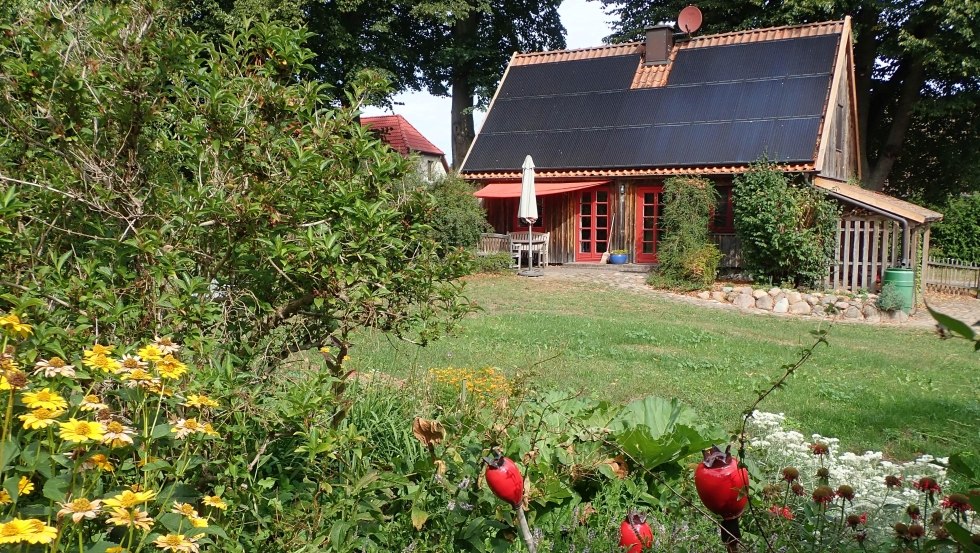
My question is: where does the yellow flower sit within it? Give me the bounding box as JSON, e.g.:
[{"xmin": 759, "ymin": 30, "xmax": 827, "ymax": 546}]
[
  {"xmin": 170, "ymin": 418, "xmax": 203, "ymax": 439},
  {"xmin": 155, "ymin": 354, "xmax": 187, "ymax": 380},
  {"xmin": 107, "ymin": 547, "xmax": 128, "ymax": 553},
  {"xmin": 189, "ymin": 516, "xmax": 209, "ymax": 528},
  {"xmin": 137, "ymin": 344, "xmax": 163, "ymax": 362},
  {"xmin": 19, "ymin": 407, "xmax": 65, "ymax": 430},
  {"xmin": 153, "ymin": 336, "xmax": 181, "ymax": 355},
  {"xmin": 120, "ymin": 368, "xmax": 153, "ymax": 385},
  {"xmin": 0, "ymin": 518, "xmax": 56, "ymax": 544},
  {"xmin": 342, "ymin": 355, "xmax": 351, "ymax": 363},
  {"xmin": 153, "ymin": 533, "xmax": 200, "ymax": 553},
  {"xmin": 105, "ymin": 507, "xmax": 153, "ymax": 531},
  {"xmin": 319, "ymin": 346, "xmax": 333, "ymax": 354},
  {"xmin": 201, "ymin": 422, "xmax": 219, "ymax": 437},
  {"xmin": 102, "ymin": 420, "xmax": 136, "ymax": 448},
  {"xmin": 57, "ymin": 497, "xmax": 103, "ymax": 523},
  {"xmin": 0, "ymin": 313, "xmax": 32, "ymax": 338},
  {"xmin": 118, "ymin": 354, "xmax": 148, "ymax": 373},
  {"xmin": 17, "ymin": 476, "xmax": 33, "ymax": 496},
  {"xmin": 103, "ymin": 489, "xmax": 157, "ymax": 508},
  {"xmin": 33, "ymin": 356, "xmax": 76, "ymax": 378},
  {"xmin": 202, "ymin": 495, "xmax": 227, "ymax": 510},
  {"xmin": 183, "ymin": 394, "xmax": 219, "ymax": 408},
  {"xmin": 59, "ymin": 418, "xmax": 106, "ymax": 443},
  {"xmin": 21, "ymin": 388, "xmax": 68, "ymax": 410},
  {"xmin": 83, "ymin": 343, "xmax": 115, "ymax": 358},
  {"xmin": 82, "ymin": 354, "xmax": 121, "ymax": 373},
  {"xmin": 171, "ymin": 502, "xmax": 198, "ymax": 518},
  {"xmin": 82, "ymin": 453, "xmax": 114, "ymax": 472},
  {"xmin": 79, "ymin": 394, "xmax": 108, "ymax": 411}
]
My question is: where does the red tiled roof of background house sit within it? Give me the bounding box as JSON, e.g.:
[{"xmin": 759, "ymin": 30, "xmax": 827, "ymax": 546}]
[{"xmin": 361, "ymin": 115, "xmax": 445, "ymax": 157}]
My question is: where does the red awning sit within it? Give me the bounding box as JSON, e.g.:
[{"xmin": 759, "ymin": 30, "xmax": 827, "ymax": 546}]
[{"xmin": 473, "ymin": 180, "xmax": 609, "ymax": 198}]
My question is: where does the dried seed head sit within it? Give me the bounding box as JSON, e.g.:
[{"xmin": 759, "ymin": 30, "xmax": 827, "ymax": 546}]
[
  {"xmin": 836, "ymin": 485, "xmax": 855, "ymax": 502},
  {"xmin": 810, "ymin": 442, "xmax": 829, "ymax": 456},
  {"xmin": 781, "ymin": 467, "xmax": 800, "ymax": 482},
  {"xmin": 893, "ymin": 523, "xmax": 909, "ymax": 538},
  {"xmin": 906, "ymin": 505, "xmax": 921, "ymax": 520},
  {"xmin": 885, "ymin": 475, "xmax": 903, "ymax": 488},
  {"xmin": 816, "ymin": 467, "xmax": 830, "ymax": 479},
  {"xmin": 907, "ymin": 524, "xmax": 925, "ymax": 540},
  {"xmin": 762, "ymin": 485, "xmax": 781, "ymax": 500},
  {"xmin": 812, "ymin": 485, "xmax": 835, "ymax": 505},
  {"xmin": 846, "ymin": 514, "xmax": 863, "ymax": 528},
  {"xmin": 791, "ymin": 482, "xmax": 805, "ymax": 497}
]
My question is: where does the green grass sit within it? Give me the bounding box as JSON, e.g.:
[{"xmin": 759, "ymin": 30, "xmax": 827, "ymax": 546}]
[{"xmin": 351, "ymin": 274, "xmax": 979, "ymax": 461}]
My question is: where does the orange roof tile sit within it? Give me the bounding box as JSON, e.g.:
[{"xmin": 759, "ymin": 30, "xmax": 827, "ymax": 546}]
[
  {"xmin": 463, "ymin": 163, "xmax": 817, "ymax": 181},
  {"xmin": 361, "ymin": 115, "xmax": 445, "ymax": 157}
]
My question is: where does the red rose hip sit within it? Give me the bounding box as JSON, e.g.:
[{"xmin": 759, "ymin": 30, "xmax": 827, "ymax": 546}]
[
  {"xmin": 694, "ymin": 445, "xmax": 749, "ymax": 519},
  {"xmin": 619, "ymin": 512, "xmax": 653, "ymax": 552},
  {"xmin": 483, "ymin": 453, "xmax": 524, "ymax": 507}
]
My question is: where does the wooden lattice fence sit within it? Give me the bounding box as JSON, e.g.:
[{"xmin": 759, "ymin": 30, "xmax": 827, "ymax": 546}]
[
  {"xmin": 827, "ymin": 216, "xmax": 903, "ymax": 292},
  {"xmin": 924, "ymin": 257, "xmax": 980, "ymax": 296}
]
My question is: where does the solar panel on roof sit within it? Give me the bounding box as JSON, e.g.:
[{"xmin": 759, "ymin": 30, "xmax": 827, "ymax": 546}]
[{"xmin": 464, "ymin": 31, "xmax": 841, "ymax": 173}]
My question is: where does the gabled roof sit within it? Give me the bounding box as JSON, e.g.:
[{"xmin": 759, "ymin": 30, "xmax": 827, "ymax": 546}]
[
  {"xmin": 461, "ymin": 19, "xmax": 849, "ymax": 178},
  {"xmin": 813, "ymin": 178, "xmax": 942, "ymax": 224},
  {"xmin": 361, "ymin": 115, "xmax": 445, "ymax": 157}
]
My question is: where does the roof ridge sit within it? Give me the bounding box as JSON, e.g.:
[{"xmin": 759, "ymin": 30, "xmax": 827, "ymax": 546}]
[
  {"xmin": 513, "ymin": 41, "xmax": 641, "ymax": 60},
  {"xmin": 687, "ymin": 19, "xmax": 844, "ymax": 42}
]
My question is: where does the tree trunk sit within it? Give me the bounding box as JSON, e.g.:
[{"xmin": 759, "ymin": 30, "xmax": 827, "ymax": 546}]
[
  {"xmin": 865, "ymin": 57, "xmax": 926, "ymax": 191},
  {"xmin": 450, "ymin": 11, "xmax": 479, "ymax": 169}
]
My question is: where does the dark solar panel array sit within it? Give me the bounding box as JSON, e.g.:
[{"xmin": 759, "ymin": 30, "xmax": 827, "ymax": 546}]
[{"xmin": 464, "ymin": 34, "xmax": 840, "ymax": 172}]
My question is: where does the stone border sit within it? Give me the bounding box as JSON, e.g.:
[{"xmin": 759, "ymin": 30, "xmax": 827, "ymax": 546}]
[{"xmin": 695, "ymin": 285, "xmax": 910, "ymax": 322}]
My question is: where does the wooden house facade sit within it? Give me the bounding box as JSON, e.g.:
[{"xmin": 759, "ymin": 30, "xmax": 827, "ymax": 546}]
[{"xmin": 460, "ymin": 18, "xmax": 941, "ymax": 292}]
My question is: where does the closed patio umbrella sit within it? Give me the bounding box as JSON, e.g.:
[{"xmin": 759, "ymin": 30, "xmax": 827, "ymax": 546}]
[{"xmin": 518, "ymin": 155, "xmax": 541, "ymax": 276}]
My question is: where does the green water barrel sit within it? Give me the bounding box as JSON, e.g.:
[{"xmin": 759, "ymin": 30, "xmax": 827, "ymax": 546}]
[{"xmin": 882, "ymin": 267, "xmax": 915, "ymax": 313}]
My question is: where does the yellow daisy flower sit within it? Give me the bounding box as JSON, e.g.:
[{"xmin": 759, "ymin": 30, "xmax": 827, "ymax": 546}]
[
  {"xmin": 153, "ymin": 336, "xmax": 181, "ymax": 355},
  {"xmin": 170, "ymin": 418, "xmax": 203, "ymax": 439},
  {"xmin": 19, "ymin": 407, "xmax": 65, "ymax": 430},
  {"xmin": 106, "ymin": 547, "xmax": 128, "ymax": 553},
  {"xmin": 202, "ymin": 495, "xmax": 228, "ymax": 510},
  {"xmin": 118, "ymin": 354, "xmax": 148, "ymax": 373},
  {"xmin": 24, "ymin": 519, "xmax": 57, "ymax": 544},
  {"xmin": 105, "ymin": 507, "xmax": 153, "ymax": 531},
  {"xmin": 79, "ymin": 394, "xmax": 108, "ymax": 411},
  {"xmin": 201, "ymin": 422, "xmax": 220, "ymax": 437},
  {"xmin": 33, "ymin": 356, "xmax": 76, "ymax": 378},
  {"xmin": 103, "ymin": 489, "xmax": 157, "ymax": 508},
  {"xmin": 171, "ymin": 502, "xmax": 198, "ymax": 518},
  {"xmin": 0, "ymin": 490, "xmax": 10, "ymax": 505},
  {"xmin": 0, "ymin": 517, "xmax": 33, "ymax": 544},
  {"xmin": 83, "ymin": 343, "xmax": 115, "ymax": 358},
  {"xmin": 183, "ymin": 394, "xmax": 219, "ymax": 408},
  {"xmin": 153, "ymin": 533, "xmax": 200, "ymax": 553},
  {"xmin": 120, "ymin": 368, "xmax": 154, "ymax": 385},
  {"xmin": 102, "ymin": 420, "xmax": 136, "ymax": 448},
  {"xmin": 189, "ymin": 516, "xmax": 208, "ymax": 528},
  {"xmin": 319, "ymin": 346, "xmax": 333, "ymax": 354},
  {"xmin": 0, "ymin": 313, "xmax": 32, "ymax": 338},
  {"xmin": 136, "ymin": 344, "xmax": 163, "ymax": 362},
  {"xmin": 82, "ymin": 453, "xmax": 114, "ymax": 472},
  {"xmin": 57, "ymin": 497, "xmax": 103, "ymax": 523},
  {"xmin": 17, "ymin": 476, "xmax": 33, "ymax": 496},
  {"xmin": 82, "ymin": 354, "xmax": 121, "ymax": 373},
  {"xmin": 155, "ymin": 355, "xmax": 187, "ymax": 380},
  {"xmin": 21, "ymin": 388, "xmax": 68, "ymax": 410},
  {"xmin": 58, "ymin": 418, "xmax": 106, "ymax": 443}
]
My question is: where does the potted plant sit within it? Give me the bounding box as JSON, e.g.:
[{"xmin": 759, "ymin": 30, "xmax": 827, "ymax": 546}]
[{"xmin": 609, "ymin": 249, "xmax": 629, "ymax": 264}]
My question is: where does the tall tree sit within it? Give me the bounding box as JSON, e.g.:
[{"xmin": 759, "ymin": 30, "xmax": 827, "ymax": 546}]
[
  {"xmin": 180, "ymin": 0, "xmax": 566, "ymax": 168},
  {"xmin": 597, "ymin": 0, "xmax": 980, "ymax": 192}
]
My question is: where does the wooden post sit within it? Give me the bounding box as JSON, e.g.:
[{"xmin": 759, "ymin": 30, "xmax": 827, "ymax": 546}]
[{"xmin": 920, "ymin": 225, "xmax": 930, "ymax": 301}]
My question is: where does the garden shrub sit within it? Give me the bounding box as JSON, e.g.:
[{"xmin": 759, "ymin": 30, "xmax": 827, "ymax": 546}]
[
  {"xmin": 732, "ymin": 162, "xmax": 841, "ymax": 287},
  {"xmin": 651, "ymin": 175, "xmax": 722, "ymax": 289},
  {"xmin": 473, "ymin": 252, "xmax": 514, "ymax": 273},
  {"xmin": 427, "ymin": 176, "xmax": 492, "ymax": 250},
  {"xmin": 876, "ymin": 282, "xmax": 906, "ymax": 312},
  {"xmin": 931, "ymin": 192, "xmax": 980, "ymax": 263}
]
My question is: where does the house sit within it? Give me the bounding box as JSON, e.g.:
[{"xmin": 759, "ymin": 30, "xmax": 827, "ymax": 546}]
[
  {"xmin": 460, "ymin": 18, "xmax": 941, "ymax": 293},
  {"xmin": 361, "ymin": 115, "xmax": 449, "ymax": 181}
]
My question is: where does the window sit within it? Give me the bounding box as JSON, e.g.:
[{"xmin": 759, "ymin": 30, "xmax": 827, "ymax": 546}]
[
  {"xmin": 711, "ymin": 186, "xmax": 735, "ymax": 233},
  {"xmin": 510, "ymin": 198, "xmax": 545, "ymax": 231}
]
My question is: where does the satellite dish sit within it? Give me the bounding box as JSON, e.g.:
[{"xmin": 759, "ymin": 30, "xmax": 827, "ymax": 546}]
[{"xmin": 678, "ymin": 5, "xmax": 703, "ymax": 34}]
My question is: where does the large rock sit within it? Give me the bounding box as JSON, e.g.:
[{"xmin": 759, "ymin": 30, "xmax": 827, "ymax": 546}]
[
  {"xmin": 752, "ymin": 289, "xmax": 768, "ymax": 299},
  {"xmin": 735, "ymin": 286, "xmax": 754, "ymax": 296},
  {"xmin": 697, "ymin": 291, "xmax": 711, "ymax": 300},
  {"xmin": 711, "ymin": 291, "xmax": 727, "ymax": 302},
  {"xmin": 733, "ymin": 293, "xmax": 755, "ymax": 309},
  {"xmin": 788, "ymin": 302, "xmax": 812, "ymax": 315},
  {"xmin": 787, "ymin": 291, "xmax": 803, "ymax": 304},
  {"xmin": 768, "ymin": 287, "xmax": 782, "ymax": 297},
  {"xmin": 773, "ymin": 298, "xmax": 789, "ymax": 313},
  {"xmin": 755, "ymin": 295, "xmax": 774, "ymax": 310},
  {"xmin": 821, "ymin": 295, "xmax": 838, "ymax": 305},
  {"xmin": 844, "ymin": 306, "xmax": 863, "ymax": 319},
  {"xmin": 722, "ymin": 286, "xmax": 734, "ymax": 293},
  {"xmin": 834, "ymin": 301, "xmax": 851, "ymax": 310},
  {"xmin": 862, "ymin": 305, "xmax": 880, "ymax": 323},
  {"xmin": 803, "ymin": 294, "xmax": 819, "ymax": 305},
  {"xmin": 885, "ymin": 309, "xmax": 909, "ymax": 323}
]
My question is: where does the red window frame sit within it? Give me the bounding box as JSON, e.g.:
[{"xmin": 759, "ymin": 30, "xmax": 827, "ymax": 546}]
[
  {"xmin": 711, "ymin": 186, "xmax": 735, "ymax": 233},
  {"xmin": 575, "ymin": 188, "xmax": 610, "ymax": 261},
  {"xmin": 634, "ymin": 186, "xmax": 664, "ymax": 263}
]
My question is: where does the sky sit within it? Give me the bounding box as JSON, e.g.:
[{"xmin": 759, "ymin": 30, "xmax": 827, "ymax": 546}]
[{"xmin": 360, "ymin": 0, "xmax": 615, "ymax": 160}]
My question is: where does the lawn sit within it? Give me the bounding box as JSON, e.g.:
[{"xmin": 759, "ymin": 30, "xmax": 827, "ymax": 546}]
[{"xmin": 351, "ymin": 273, "xmax": 979, "ymax": 461}]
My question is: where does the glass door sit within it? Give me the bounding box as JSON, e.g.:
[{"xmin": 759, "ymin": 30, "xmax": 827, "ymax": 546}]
[
  {"xmin": 575, "ymin": 189, "xmax": 609, "ymax": 262},
  {"xmin": 634, "ymin": 186, "xmax": 664, "ymax": 263}
]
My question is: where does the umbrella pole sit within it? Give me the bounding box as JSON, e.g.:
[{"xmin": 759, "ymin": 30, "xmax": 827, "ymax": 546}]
[{"xmin": 528, "ymin": 222, "xmax": 533, "ymax": 270}]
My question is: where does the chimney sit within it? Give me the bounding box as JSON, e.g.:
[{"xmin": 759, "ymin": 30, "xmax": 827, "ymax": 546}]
[{"xmin": 644, "ymin": 25, "xmax": 674, "ymax": 65}]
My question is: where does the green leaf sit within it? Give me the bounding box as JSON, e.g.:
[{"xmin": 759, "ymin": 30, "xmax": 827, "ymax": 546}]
[
  {"xmin": 945, "ymin": 521, "xmax": 980, "ymax": 553},
  {"xmin": 0, "ymin": 438, "xmax": 20, "ymax": 471},
  {"xmin": 151, "ymin": 423, "xmax": 172, "ymax": 439},
  {"xmin": 927, "ymin": 305, "xmax": 977, "ymax": 340},
  {"xmin": 411, "ymin": 505, "xmax": 428, "ymax": 530},
  {"xmin": 947, "ymin": 452, "xmax": 979, "ymax": 479},
  {"xmin": 42, "ymin": 474, "xmax": 70, "ymax": 502}
]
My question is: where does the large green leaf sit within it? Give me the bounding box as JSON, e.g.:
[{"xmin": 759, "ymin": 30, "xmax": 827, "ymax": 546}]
[
  {"xmin": 609, "ymin": 396, "xmax": 723, "ymax": 470},
  {"xmin": 928, "ymin": 305, "xmax": 977, "ymax": 341},
  {"xmin": 609, "ymin": 396, "xmax": 699, "ymax": 437}
]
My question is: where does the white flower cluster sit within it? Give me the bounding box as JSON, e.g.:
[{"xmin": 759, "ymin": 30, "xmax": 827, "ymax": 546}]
[{"xmin": 744, "ymin": 411, "xmax": 976, "ymax": 538}]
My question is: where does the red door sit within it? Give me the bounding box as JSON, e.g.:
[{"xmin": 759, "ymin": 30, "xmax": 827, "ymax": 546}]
[
  {"xmin": 575, "ymin": 188, "xmax": 610, "ymax": 262},
  {"xmin": 634, "ymin": 186, "xmax": 664, "ymax": 263}
]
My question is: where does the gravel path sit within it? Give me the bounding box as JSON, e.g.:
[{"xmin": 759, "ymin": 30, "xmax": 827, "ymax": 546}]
[{"xmin": 537, "ymin": 267, "xmax": 980, "ymax": 330}]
